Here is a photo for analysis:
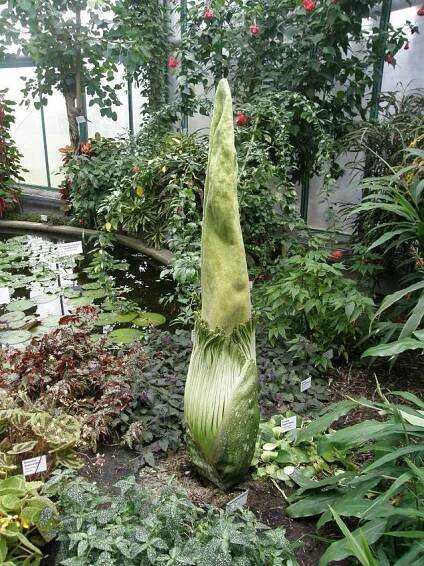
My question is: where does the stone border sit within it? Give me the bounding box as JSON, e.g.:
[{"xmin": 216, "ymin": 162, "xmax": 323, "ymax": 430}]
[{"xmin": 0, "ymin": 220, "xmax": 174, "ymax": 266}]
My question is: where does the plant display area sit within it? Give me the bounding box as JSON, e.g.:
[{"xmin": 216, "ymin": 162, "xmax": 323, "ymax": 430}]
[{"xmin": 1, "ymin": 1, "xmax": 424, "ymax": 565}]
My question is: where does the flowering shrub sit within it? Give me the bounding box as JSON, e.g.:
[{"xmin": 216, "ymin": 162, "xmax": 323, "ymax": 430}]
[
  {"xmin": 0, "ymin": 89, "xmax": 24, "ymax": 216},
  {"xmin": 255, "ymin": 236, "xmax": 375, "ymax": 367}
]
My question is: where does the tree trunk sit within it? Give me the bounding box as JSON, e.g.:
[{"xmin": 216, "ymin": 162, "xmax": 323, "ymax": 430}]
[{"xmin": 64, "ymin": 87, "xmax": 79, "ymax": 149}]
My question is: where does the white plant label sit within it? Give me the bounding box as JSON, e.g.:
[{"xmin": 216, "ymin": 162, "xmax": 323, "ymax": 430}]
[
  {"xmin": 0, "ymin": 287, "xmax": 10, "ymax": 304},
  {"xmin": 57, "ymin": 241, "xmax": 83, "ymax": 257},
  {"xmin": 300, "ymin": 377, "xmax": 312, "ymax": 392},
  {"xmin": 22, "ymin": 455, "xmax": 47, "ymax": 476},
  {"xmin": 226, "ymin": 490, "xmax": 248, "ymax": 512},
  {"xmin": 281, "ymin": 416, "xmax": 297, "ymax": 433},
  {"xmin": 40, "ymin": 214, "xmax": 48, "ymax": 222},
  {"xmin": 76, "ymin": 115, "xmax": 87, "ymax": 124}
]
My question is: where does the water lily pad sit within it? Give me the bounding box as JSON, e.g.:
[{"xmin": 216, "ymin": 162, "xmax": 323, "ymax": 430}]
[
  {"xmin": 68, "ymin": 296, "xmax": 93, "ymax": 308},
  {"xmin": 109, "ymin": 328, "xmax": 144, "ymax": 345},
  {"xmin": 0, "ymin": 311, "xmax": 25, "ymax": 324},
  {"xmin": 62, "ymin": 287, "xmax": 81, "ymax": 299},
  {"xmin": 133, "ymin": 312, "xmax": 166, "ymax": 327},
  {"xmin": 0, "ymin": 330, "xmax": 32, "ymax": 345},
  {"xmin": 6, "ymin": 299, "xmax": 35, "ymax": 312},
  {"xmin": 41, "ymin": 315, "xmax": 63, "ymax": 328},
  {"xmin": 93, "ymin": 313, "xmax": 120, "ymax": 326},
  {"xmin": 82, "ymin": 289, "xmax": 108, "ymax": 300},
  {"xmin": 81, "ymin": 282, "xmax": 102, "ymax": 290},
  {"xmin": 8, "ymin": 317, "xmax": 37, "ymax": 330},
  {"xmin": 115, "ymin": 311, "xmax": 138, "ymax": 323}
]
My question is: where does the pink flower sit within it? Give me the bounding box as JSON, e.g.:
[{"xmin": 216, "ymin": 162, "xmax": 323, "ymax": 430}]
[
  {"xmin": 417, "ymin": 6, "xmax": 424, "ymax": 16},
  {"xmin": 386, "ymin": 52, "xmax": 396, "ymax": 67},
  {"xmin": 235, "ymin": 112, "xmax": 249, "ymax": 127},
  {"xmin": 167, "ymin": 56, "xmax": 178, "ymax": 69},
  {"xmin": 249, "ymin": 23, "xmax": 260, "ymax": 35},
  {"xmin": 303, "ymin": 0, "xmax": 316, "ymax": 13},
  {"xmin": 203, "ymin": 7, "xmax": 214, "ymax": 20},
  {"xmin": 328, "ymin": 249, "xmax": 344, "ymax": 262}
]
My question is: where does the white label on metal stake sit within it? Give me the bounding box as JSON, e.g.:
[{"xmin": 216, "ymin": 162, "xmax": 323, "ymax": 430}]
[
  {"xmin": 281, "ymin": 416, "xmax": 297, "ymax": 433},
  {"xmin": 40, "ymin": 214, "xmax": 48, "ymax": 222},
  {"xmin": 57, "ymin": 241, "xmax": 83, "ymax": 257},
  {"xmin": 0, "ymin": 287, "xmax": 10, "ymax": 304},
  {"xmin": 76, "ymin": 115, "xmax": 87, "ymax": 124},
  {"xmin": 22, "ymin": 455, "xmax": 47, "ymax": 476},
  {"xmin": 300, "ymin": 377, "xmax": 312, "ymax": 392},
  {"xmin": 226, "ymin": 490, "xmax": 248, "ymax": 512}
]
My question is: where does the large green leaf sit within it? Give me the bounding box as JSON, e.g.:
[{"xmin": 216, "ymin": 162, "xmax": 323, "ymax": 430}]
[
  {"xmin": 286, "ymin": 493, "xmax": 338, "ymax": 518},
  {"xmin": 363, "ymin": 445, "xmax": 424, "ymax": 473},
  {"xmin": 295, "ymin": 400, "xmax": 357, "ymax": 444},
  {"xmin": 362, "ymin": 338, "xmax": 424, "ymax": 358},
  {"xmin": 373, "ymin": 280, "xmax": 424, "ymax": 321},
  {"xmin": 319, "ymin": 519, "xmax": 387, "ymax": 565}
]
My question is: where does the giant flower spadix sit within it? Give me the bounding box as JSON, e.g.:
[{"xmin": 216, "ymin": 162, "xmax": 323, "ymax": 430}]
[{"xmin": 184, "ymin": 79, "xmax": 259, "ymax": 489}]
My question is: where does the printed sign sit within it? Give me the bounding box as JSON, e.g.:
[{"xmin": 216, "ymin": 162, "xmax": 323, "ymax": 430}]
[
  {"xmin": 300, "ymin": 377, "xmax": 312, "ymax": 392},
  {"xmin": 76, "ymin": 115, "xmax": 87, "ymax": 124},
  {"xmin": 57, "ymin": 241, "xmax": 83, "ymax": 257},
  {"xmin": 280, "ymin": 416, "xmax": 297, "ymax": 433},
  {"xmin": 22, "ymin": 455, "xmax": 47, "ymax": 476},
  {"xmin": 0, "ymin": 287, "xmax": 10, "ymax": 305},
  {"xmin": 226, "ymin": 490, "xmax": 248, "ymax": 512},
  {"xmin": 40, "ymin": 214, "xmax": 48, "ymax": 222}
]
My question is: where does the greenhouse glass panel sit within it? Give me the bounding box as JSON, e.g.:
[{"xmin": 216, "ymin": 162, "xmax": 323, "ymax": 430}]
[{"xmin": 1, "ymin": 67, "xmax": 47, "ymax": 186}]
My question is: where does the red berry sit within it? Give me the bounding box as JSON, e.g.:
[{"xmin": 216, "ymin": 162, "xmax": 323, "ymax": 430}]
[
  {"xmin": 235, "ymin": 112, "xmax": 249, "ymax": 127},
  {"xmin": 249, "ymin": 23, "xmax": 260, "ymax": 35},
  {"xmin": 203, "ymin": 7, "xmax": 214, "ymax": 20},
  {"xmin": 167, "ymin": 56, "xmax": 178, "ymax": 69},
  {"xmin": 329, "ymin": 249, "xmax": 344, "ymax": 262},
  {"xmin": 303, "ymin": 0, "xmax": 316, "ymax": 13},
  {"xmin": 418, "ymin": 6, "xmax": 424, "ymax": 16},
  {"xmin": 386, "ymin": 52, "xmax": 396, "ymax": 67}
]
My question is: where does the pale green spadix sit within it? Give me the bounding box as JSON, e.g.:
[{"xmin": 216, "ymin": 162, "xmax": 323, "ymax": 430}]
[{"xmin": 184, "ymin": 79, "xmax": 259, "ymax": 489}]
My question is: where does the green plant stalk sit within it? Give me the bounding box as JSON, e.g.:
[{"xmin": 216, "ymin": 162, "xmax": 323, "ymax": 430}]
[{"xmin": 184, "ymin": 79, "xmax": 259, "ymax": 489}]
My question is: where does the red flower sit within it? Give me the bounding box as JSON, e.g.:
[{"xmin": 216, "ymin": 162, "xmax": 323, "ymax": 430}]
[
  {"xmin": 386, "ymin": 52, "xmax": 396, "ymax": 67},
  {"xmin": 167, "ymin": 56, "xmax": 178, "ymax": 69},
  {"xmin": 80, "ymin": 142, "xmax": 92, "ymax": 155},
  {"xmin": 131, "ymin": 164, "xmax": 141, "ymax": 174},
  {"xmin": 235, "ymin": 112, "xmax": 249, "ymax": 127},
  {"xmin": 249, "ymin": 23, "xmax": 260, "ymax": 35},
  {"xmin": 0, "ymin": 197, "xmax": 6, "ymax": 217},
  {"xmin": 203, "ymin": 7, "xmax": 214, "ymax": 20},
  {"xmin": 328, "ymin": 249, "xmax": 344, "ymax": 262},
  {"xmin": 418, "ymin": 6, "xmax": 424, "ymax": 16},
  {"xmin": 303, "ymin": 0, "xmax": 316, "ymax": 13}
]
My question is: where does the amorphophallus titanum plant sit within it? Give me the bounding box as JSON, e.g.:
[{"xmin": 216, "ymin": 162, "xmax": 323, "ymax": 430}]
[{"xmin": 184, "ymin": 78, "xmax": 259, "ymax": 489}]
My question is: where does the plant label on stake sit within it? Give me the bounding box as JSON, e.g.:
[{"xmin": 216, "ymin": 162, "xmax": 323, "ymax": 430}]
[
  {"xmin": 226, "ymin": 490, "xmax": 248, "ymax": 512},
  {"xmin": 281, "ymin": 416, "xmax": 297, "ymax": 433},
  {"xmin": 40, "ymin": 214, "xmax": 48, "ymax": 222},
  {"xmin": 300, "ymin": 377, "xmax": 312, "ymax": 392},
  {"xmin": 22, "ymin": 455, "xmax": 47, "ymax": 476},
  {"xmin": 57, "ymin": 241, "xmax": 83, "ymax": 258},
  {"xmin": 0, "ymin": 287, "xmax": 10, "ymax": 304}
]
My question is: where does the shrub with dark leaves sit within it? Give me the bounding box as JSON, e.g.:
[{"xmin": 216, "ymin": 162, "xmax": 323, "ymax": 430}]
[{"xmin": 0, "ymin": 309, "xmax": 134, "ymax": 449}]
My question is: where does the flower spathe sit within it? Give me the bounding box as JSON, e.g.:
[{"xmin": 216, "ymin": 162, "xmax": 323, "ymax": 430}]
[{"xmin": 184, "ymin": 79, "xmax": 259, "ymax": 489}]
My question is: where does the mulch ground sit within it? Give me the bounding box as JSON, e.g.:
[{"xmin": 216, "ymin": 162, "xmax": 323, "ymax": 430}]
[{"xmin": 42, "ymin": 356, "xmax": 423, "ymax": 566}]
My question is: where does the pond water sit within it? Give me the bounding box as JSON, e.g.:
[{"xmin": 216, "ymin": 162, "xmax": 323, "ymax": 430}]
[{"xmin": 0, "ymin": 232, "xmax": 175, "ymax": 349}]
